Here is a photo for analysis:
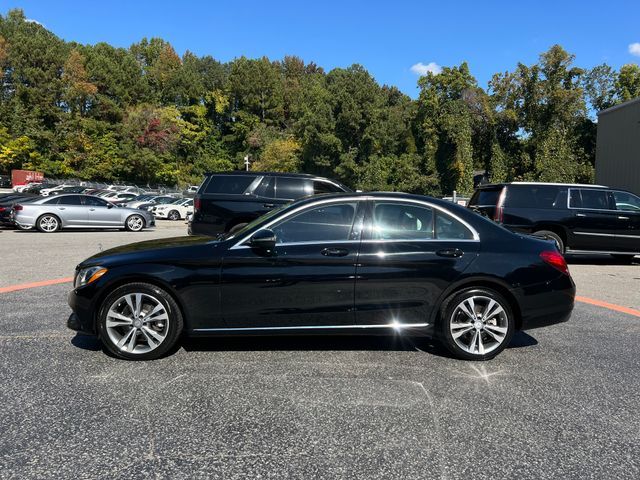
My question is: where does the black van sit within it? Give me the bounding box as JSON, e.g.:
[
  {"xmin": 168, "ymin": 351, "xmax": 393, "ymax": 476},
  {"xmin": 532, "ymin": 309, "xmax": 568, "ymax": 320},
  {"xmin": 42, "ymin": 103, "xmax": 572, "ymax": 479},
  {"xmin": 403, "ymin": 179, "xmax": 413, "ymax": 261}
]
[
  {"xmin": 190, "ymin": 172, "xmax": 351, "ymax": 236},
  {"xmin": 468, "ymin": 182, "xmax": 640, "ymax": 260}
]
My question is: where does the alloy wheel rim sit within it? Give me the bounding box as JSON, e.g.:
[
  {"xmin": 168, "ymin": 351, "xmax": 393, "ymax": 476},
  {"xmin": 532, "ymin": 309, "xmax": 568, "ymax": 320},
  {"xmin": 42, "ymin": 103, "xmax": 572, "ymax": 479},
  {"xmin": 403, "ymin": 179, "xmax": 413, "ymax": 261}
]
[
  {"xmin": 449, "ymin": 295, "xmax": 509, "ymax": 355},
  {"xmin": 169, "ymin": 211, "xmax": 179, "ymax": 220},
  {"xmin": 40, "ymin": 216, "xmax": 58, "ymax": 232},
  {"xmin": 128, "ymin": 216, "xmax": 143, "ymax": 231},
  {"xmin": 105, "ymin": 293, "xmax": 169, "ymax": 354}
]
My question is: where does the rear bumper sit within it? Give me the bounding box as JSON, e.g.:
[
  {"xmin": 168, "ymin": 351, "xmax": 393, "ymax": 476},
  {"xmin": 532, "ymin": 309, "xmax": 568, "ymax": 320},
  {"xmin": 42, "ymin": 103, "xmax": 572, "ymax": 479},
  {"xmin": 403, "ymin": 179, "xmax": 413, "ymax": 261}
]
[{"xmin": 517, "ymin": 275, "xmax": 576, "ymax": 330}]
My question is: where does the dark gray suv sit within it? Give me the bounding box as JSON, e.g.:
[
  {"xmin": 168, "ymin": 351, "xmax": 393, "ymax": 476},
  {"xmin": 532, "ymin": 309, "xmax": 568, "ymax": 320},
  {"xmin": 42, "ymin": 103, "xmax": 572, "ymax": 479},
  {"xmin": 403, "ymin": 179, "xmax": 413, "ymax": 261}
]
[{"xmin": 190, "ymin": 172, "xmax": 350, "ymax": 236}]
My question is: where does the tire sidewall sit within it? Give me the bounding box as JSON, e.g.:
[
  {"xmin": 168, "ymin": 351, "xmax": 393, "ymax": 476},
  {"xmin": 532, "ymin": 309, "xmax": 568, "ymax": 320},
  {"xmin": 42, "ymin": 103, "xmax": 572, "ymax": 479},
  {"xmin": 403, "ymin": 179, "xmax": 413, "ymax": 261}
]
[
  {"xmin": 97, "ymin": 283, "xmax": 183, "ymax": 360},
  {"xmin": 37, "ymin": 214, "xmax": 60, "ymax": 233},
  {"xmin": 534, "ymin": 230, "xmax": 564, "ymax": 253},
  {"xmin": 437, "ymin": 287, "xmax": 515, "ymax": 361},
  {"xmin": 126, "ymin": 214, "xmax": 145, "ymax": 231}
]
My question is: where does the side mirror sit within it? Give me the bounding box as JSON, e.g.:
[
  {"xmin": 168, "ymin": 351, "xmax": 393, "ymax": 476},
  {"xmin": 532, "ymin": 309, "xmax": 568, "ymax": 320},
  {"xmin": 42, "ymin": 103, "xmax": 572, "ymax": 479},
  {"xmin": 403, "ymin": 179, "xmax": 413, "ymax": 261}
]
[
  {"xmin": 107, "ymin": 203, "xmax": 114, "ymax": 209},
  {"xmin": 249, "ymin": 229, "xmax": 276, "ymax": 251}
]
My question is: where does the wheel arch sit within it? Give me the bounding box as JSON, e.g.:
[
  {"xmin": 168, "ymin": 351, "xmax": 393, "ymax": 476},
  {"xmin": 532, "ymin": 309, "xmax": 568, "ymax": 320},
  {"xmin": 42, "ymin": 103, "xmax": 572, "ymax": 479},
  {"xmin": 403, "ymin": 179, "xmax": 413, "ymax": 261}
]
[
  {"xmin": 531, "ymin": 223, "xmax": 567, "ymax": 245},
  {"xmin": 92, "ymin": 274, "xmax": 188, "ymax": 333},
  {"xmin": 430, "ymin": 276, "xmax": 523, "ymax": 330}
]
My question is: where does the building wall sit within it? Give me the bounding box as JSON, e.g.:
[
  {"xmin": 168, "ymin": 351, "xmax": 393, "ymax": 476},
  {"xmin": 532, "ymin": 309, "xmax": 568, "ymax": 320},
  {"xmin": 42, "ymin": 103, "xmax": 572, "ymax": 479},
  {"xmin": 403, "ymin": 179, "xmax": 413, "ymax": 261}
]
[{"xmin": 596, "ymin": 98, "xmax": 640, "ymax": 195}]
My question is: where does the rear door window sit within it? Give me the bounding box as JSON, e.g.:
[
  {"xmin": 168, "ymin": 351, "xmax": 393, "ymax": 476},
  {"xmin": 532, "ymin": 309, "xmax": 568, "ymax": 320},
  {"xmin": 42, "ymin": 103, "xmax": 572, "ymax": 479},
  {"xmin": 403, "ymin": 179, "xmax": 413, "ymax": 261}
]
[
  {"xmin": 571, "ymin": 189, "xmax": 612, "ymax": 210},
  {"xmin": 204, "ymin": 175, "xmax": 256, "ymax": 195},
  {"xmin": 275, "ymin": 177, "xmax": 313, "ymax": 200},
  {"xmin": 58, "ymin": 195, "xmax": 83, "ymax": 206},
  {"xmin": 372, "ymin": 202, "xmax": 434, "ymax": 240}
]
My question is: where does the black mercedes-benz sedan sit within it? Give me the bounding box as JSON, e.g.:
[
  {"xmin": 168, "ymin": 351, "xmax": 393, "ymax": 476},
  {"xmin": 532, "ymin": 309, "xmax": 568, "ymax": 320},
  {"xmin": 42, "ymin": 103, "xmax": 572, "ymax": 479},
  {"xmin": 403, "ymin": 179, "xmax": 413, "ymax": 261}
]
[{"xmin": 68, "ymin": 192, "xmax": 575, "ymax": 361}]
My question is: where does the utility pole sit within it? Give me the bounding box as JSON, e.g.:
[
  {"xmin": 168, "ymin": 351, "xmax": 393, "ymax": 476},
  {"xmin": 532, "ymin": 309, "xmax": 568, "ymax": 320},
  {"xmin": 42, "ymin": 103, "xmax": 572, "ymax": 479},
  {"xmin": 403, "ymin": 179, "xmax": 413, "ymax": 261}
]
[{"xmin": 244, "ymin": 155, "xmax": 250, "ymax": 171}]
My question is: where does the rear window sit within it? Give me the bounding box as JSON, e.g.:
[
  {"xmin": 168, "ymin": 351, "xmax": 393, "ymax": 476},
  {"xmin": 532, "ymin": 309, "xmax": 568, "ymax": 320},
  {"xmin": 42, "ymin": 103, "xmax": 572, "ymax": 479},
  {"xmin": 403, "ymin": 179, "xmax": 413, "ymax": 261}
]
[
  {"xmin": 505, "ymin": 185, "xmax": 566, "ymax": 209},
  {"xmin": 204, "ymin": 175, "xmax": 256, "ymax": 195},
  {"xmin": 469, "ymin": 188, "xmax": 501, "ymax": 207}
]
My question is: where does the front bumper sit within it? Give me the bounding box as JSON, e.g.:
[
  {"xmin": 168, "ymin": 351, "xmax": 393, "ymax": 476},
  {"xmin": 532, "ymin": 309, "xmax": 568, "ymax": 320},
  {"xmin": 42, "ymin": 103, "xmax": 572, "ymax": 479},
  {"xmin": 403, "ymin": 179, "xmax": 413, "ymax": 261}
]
[{"xmin": 67, "ymin": 286, "xmax": 98, "ymax": 335}]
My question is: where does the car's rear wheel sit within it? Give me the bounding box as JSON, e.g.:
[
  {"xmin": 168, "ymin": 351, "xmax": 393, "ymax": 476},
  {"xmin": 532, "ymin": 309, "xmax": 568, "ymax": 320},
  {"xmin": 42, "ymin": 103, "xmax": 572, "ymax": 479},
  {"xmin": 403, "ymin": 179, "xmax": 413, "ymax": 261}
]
[
  {"xmin": 97, "ymin": 283, "xmax": 183, "ymax": 360},
  {"xmin": 533, "ymin": 230, "xmax": 564, "ymax": 253},
  {"xmin": 36, "ymin": 214, "xmax": 60, "ymax": 233},
  {"xmin": 168, "ymin": 210, "xmax": 180, "ymax": 221},
  {"xmin": 438, "ymin": 288, "xmax": 515, "ymax": 361},
  {"xmin": 125, "ymin": 214, "xmax": 145, "ymax": 232}
]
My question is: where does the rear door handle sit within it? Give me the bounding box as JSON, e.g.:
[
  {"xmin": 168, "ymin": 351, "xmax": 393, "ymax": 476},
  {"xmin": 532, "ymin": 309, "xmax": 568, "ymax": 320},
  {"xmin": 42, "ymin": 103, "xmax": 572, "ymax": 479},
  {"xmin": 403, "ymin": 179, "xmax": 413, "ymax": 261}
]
[
  {"xmin": 576, "ymin": 213, "xmax": 586, "ymax": 217},
  {"xmin": 436, "ymin": 248, "xmax": 464, "ymax": 258},
  {"xmin": 89, "ymin": 208, "xmax": 95, "ymax": 211},
  {"xmin": 263, "ymin": 203, "xmax": 275, "ymax": 208},
  {"xmin": 321, "ymin": 247, "xmax": 349, "ymax": 257},
  {"xmin": 57, "ymin": 207, "xmax": 66, "ymax": 210},
  {"xmin": 618, "ymin": 216, "xmax": 629, "ymax": 220}
]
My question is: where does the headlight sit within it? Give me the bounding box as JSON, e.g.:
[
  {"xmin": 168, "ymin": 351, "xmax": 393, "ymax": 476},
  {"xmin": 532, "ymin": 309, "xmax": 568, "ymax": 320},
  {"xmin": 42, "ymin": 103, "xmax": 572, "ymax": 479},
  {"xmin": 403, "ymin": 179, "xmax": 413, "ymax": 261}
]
[{"xmin": 75, "ymin": 266, "xmax": 108, "ymax": 288}]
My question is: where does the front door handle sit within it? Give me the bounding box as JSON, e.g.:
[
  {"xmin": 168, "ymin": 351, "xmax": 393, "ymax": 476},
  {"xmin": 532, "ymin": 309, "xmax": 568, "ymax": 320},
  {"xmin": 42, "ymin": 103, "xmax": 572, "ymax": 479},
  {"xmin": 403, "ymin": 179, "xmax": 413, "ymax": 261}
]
[
  {"xmin": 436, "ymin": 248, "xmax": 464, "ymax": 258},
  {"xmin": 321, "ymin": 247, "xmax": 349, "ymax": 257},
  {"xmin": 618, "ymin": 216, "xmax": 629, "ymax": 220},
  {"xmin": 57, "ymin": 207, "xmax": 66, "ymax": 210},
  {"xmin": 263, "ymin": 203, "xmax": 275, "ymax": 208},
  {"xmin": 89, "ymin": 208, "xmax": 95, "ymax": 211},
  {"xmin": 576, "ymin": 213, "xmax": 586, "ymax": 217}
]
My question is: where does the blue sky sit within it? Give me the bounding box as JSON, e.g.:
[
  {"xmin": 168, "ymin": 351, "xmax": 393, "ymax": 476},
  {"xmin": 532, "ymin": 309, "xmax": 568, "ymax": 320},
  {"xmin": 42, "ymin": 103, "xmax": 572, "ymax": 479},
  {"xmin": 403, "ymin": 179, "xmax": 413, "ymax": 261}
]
[{"xmin": 2, "ymin": 0, "xmax": 640, "ymax": 97}]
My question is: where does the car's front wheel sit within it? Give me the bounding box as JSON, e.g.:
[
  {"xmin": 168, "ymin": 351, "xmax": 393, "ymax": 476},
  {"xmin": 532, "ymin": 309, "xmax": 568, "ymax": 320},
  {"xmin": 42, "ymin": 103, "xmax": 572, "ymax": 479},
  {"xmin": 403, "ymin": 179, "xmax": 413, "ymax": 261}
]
[
  {"xmin": 168, "ymin": 210, "xmax": 180, "ymax": 221},
  {"xmin": 437, "ymin": 288, "xmax": 515, "ymax": 361},
  {"xmin": 97, "ymin": 283, "xmax": 183, "ymax": 360}
]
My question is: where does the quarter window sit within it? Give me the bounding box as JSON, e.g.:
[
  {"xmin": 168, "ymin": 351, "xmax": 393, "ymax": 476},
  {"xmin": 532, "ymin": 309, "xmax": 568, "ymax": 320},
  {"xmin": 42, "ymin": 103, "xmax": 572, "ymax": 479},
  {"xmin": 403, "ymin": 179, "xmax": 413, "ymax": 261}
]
[
  {"xmin": 272, "ymin": 202, "xmax": 357, "ymax": 244},
  {"xmin": 372, "ymin": 203, "xmax": 434, "ymax": 240},
  {"xmin": 435, "ymin": 212, "xmax": 475, "ymax": 240}
]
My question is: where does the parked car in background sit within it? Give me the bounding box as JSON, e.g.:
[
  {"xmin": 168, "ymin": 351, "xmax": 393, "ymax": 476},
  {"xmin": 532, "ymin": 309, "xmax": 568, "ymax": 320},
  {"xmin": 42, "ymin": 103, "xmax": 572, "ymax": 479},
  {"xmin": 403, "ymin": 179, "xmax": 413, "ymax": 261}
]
[
  {"xmin": 125, "ymin": 195, "xmax": 173, "ymax": 209},
  {"xmin": 153, "ymin": 198, "xmax": 193, "ymax": 220},
  {"xmin": 190, "ymin": 171, "xmax": 351, "ymax": 236},
  {"xmin": 14, "ymin": 182, "xmax": 42, "ymax": 193},
  {"xmin": 0, "ymin": 195, "xmax": 37, "ymax": 227},
  {"xmin": 108, "ymin": 192, "xmax": 139, "ymax": 205},
  {"xmin": 467, "ymin": 182, "xmax": 640, "ymax": 260},
  {"xmin": 67, "ymin": 192, "xmax": 575, "ymax": 361},
  {"xmin": 49, "ymin": 185, "xmax": 89, "ymax": 196},
  {"xmin": 12, "ymin": 194, "xmax": 154, "ymax": 232},
  {"xmin": 40, "ymin": 184, "xmax": 73, "ymax": 196}
]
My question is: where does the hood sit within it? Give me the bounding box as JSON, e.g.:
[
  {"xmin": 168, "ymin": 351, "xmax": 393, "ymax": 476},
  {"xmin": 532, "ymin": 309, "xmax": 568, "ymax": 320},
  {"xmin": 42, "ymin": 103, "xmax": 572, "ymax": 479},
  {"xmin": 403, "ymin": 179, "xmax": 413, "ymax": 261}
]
[{"xmin": 79, "ymin": 235, "xmax": 217, "ymax": 267}]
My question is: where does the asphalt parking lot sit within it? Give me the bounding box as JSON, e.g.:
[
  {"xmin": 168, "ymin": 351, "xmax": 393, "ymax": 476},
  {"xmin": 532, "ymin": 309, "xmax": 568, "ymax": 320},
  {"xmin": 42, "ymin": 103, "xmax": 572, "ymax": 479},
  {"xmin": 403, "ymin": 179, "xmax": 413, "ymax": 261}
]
[{"xmin": 1, "ymin": 223, "xmax": 639, "ymax": 479}]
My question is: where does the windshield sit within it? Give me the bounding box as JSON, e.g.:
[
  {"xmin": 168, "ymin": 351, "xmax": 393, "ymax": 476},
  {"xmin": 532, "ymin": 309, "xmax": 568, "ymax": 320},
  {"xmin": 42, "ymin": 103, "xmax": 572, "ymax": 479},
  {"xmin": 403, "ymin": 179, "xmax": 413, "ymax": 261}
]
[{"xmin": 223, "ymin": 205, "xmax": 288, "ymax": 241}]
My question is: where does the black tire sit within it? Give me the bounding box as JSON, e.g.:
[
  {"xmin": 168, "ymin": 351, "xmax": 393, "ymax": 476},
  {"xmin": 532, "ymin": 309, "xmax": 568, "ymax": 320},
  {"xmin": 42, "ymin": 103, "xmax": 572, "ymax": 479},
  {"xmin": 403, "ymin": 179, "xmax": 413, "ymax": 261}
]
[
  {"xmin": 97, "ymin": 282, "xmax": 183, "ymax": 360},
  {"xmin": 533, "ymin": 230, "xmax": 564, "ymax": 253},
  {"xmin": 228, "ymin": 222, "xmax": 248, "ymax": 234},
  {"xmin": 437, "ymin": 287, "xmax": 515, "ymax": 361},
  {"xmin": 125, "ymin": 214, "xmax": 145, "ymax": 232},
  {"xmin": 36, "ymin": 214, "xmax": 61, "ymax": 233},
  {"xmin": 611, "ymin": 254, "xmax": 637, "ymax": 263},
  {"xmin": 168, "ymin": 210, "xmax": 180, "ymax": 221}
]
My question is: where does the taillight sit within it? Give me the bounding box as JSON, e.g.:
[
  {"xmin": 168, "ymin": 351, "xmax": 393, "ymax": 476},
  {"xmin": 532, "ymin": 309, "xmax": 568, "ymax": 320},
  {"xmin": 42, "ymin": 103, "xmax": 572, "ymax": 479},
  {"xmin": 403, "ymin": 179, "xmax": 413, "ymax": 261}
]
[
  {"xmin": 13, "ymin": 204, "xmax": 23, "ymax": 211},
  {"xmin": 194, "ymin": 197, "xmax": 201, "ymax": 212},
  {"xmin": 493, "ymin": 187, "xmax": 506, "ymax": 223},
  {"xmin": 540, "ymin": 250, "xmax": 569, "ymax": 276},
  {"xmin": 0, "ymin": 207, "xmax": 5, "ymax": 212}
]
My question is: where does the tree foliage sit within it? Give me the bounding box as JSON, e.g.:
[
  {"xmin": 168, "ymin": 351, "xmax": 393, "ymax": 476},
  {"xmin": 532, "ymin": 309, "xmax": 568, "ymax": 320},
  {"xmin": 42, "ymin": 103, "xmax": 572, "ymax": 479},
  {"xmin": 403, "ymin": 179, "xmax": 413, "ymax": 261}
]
[{"xmin": 0, "ymin": 9, "xmax": 637, "ymax": 192}]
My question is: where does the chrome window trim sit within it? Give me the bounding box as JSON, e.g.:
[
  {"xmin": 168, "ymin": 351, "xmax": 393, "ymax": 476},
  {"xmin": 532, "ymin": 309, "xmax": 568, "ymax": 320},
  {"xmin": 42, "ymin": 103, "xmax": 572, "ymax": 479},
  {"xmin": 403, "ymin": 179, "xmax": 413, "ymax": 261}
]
[
  {"xmin": 193, "ymin": 322, "xmax": 429, "ymax": 333},
  {"xmin": 230, "ymin": 196, "xmax": 480, "ymax": 250}
]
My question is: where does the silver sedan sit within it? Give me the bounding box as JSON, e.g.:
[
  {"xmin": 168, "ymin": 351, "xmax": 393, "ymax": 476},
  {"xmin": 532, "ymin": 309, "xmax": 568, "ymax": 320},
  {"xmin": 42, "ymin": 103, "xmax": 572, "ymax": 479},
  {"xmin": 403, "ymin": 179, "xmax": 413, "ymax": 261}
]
[{"xmin": 12, "ymin": 194, "xmax": 155, "ymax": 233}]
